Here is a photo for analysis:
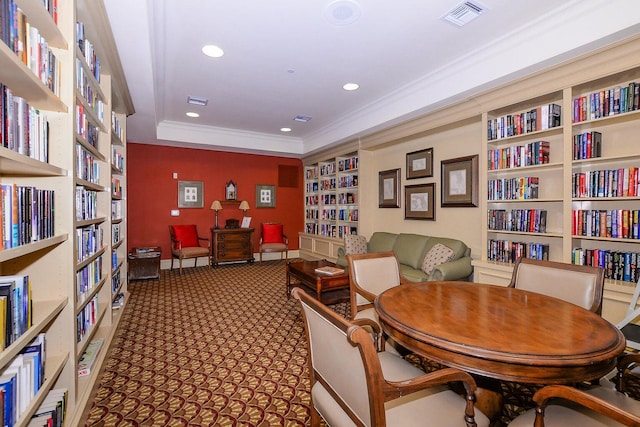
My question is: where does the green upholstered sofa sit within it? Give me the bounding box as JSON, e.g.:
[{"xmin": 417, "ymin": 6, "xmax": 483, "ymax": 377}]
[{"xmin": 336, "ymin": 232, "xmax": 473, "ymax": 282}]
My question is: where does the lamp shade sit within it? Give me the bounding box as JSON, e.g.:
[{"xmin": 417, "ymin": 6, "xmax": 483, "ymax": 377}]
[
  {"xmin": 210, "ymin": 200, "xmax": 223, "ymax": 211},
  {"xmin": 238, "ymin": 200, "xmax": 250, "ymax": 211}
]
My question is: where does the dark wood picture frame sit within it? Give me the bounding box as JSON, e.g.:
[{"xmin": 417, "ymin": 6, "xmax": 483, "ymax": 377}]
[
  {"xmin": 378, "ymin": 168, "xmax": 400, "ymax": 208},
  {"xmin": 404, "ymin": 183, "xmax": 435, "ymax": 220},
  {"xmin": 256, "ymin": 184, "xmax": 276, "ymax": 208},
  {"xmin": 441, "ymin": 154, "xmax": 479, "ymax": 207},
  {"xmin": 177, "ymin": 180, "xmax": 204, "ymax": 208},
  {"xmin": 406, "ymin": 147, "xmax": 433, "ymax": 179}
]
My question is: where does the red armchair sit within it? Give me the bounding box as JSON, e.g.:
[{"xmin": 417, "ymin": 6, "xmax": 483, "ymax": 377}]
[
  {"xmin": 259, "ymin": 223, "xmax": 288, "ymax": 263},
  {"xmin": 169, "ymin": 225, "xmax": 211, "ymax": 274}
]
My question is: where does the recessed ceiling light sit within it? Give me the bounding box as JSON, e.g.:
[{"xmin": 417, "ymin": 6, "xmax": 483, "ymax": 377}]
[
  {"xmin": 280, "ymin": 127, "xmax": 292, "ymax": 132},
  {"xmin": 343, "ymin": 83, "xmax": 359, "ymax": 91},
  {"xmin": 323, "ymin": 0, "xmax": 362, "ymax": 26},
  {"xmin": 202, "ymin": 44, "xmax": 224, "ymax": 58},
  {"xmin": 186, "ymin": 112, "xmax": 200, "ymax": 118}
]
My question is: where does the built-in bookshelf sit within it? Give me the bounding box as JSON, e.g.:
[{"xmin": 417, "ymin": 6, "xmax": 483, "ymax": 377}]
[
  {"xmin": 0, "ymin": 0, "xmax": 133, "ymax": 424},
  {"xmin": 300, "ymin": 151, "xmax": 359, "ymax": 261},
  {"xmin": 474, "ymin": 65, "xmax": 640, "ymax": 292}
]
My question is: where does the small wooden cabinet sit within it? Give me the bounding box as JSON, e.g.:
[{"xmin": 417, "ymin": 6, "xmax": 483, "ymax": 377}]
[{"xmin": 211, "ymin": 228, "xmax": 255, "ymax": 266}]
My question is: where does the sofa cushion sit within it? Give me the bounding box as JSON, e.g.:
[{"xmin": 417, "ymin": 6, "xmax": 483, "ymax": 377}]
[
  {"xmin": 393, "ymin": 234, "xmax": 431, "ymax": 269},
  {"xmin": 344, "ymin": 235, "xmax": 367, "ymax": 255},
  {"xmin": 368, "ymin": 232, "xmax": 398, "ymax": 253},
  {"xmin": 422, "ymin": 243, "xmax": 455, "ymax": 275},
  {"xmin": 400, "ymin": 265, "xmax": 429, "ymax": 282}
]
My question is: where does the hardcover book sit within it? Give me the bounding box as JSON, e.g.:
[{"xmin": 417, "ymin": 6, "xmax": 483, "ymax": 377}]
[{"xmin": 314, "ymin": 266, "xmax": 345, "ymax": 276}]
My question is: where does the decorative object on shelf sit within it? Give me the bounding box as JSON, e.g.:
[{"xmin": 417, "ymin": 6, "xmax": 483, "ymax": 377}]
[
  {"xmin": 241, "ymin": 217, "xmax": 252, "ymax": 228},
  {"xmin": 210, "ymin": 200, "xmax": 223, "ymax": 229},
  {"xmin": 225, "ymin": 218, "xmax": 240, "ymax": 229},
  {"xmin": 225, "ymin": 180, "xmax": 237, "ymax": 200},
  {"xmin": 406, "ymin": 147, "xmax": 433, "ymax": 179},
  {"xmin": 378, "ymin": 168, "xmax": 400, "ymax": 208},
  {"xmin": 178, "ymin": 180, "xmax": 204, "ymax": 208},
  {"xmin": 239, "ymin": 200, "xmax": 250, "ymax": 216},
  {"xmin": 441, "ymin": 154, "xmax": 478, "ymax": 207},
  {"xmin": 405, "ymin": 183, "xmax": 435, "ymax": 220},
  {"xmin": 256, "ymin": 184, "xmax": 276, "ymax": 208}
]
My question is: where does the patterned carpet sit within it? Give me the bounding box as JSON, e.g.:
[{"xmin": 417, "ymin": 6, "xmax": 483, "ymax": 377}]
[{"xmin": 83, "ymin": 260, "xmax": 350, "ymax": 426}]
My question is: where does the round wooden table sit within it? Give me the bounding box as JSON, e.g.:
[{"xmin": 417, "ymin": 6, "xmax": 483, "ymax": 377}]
[{"xmin": 374, "ymin": 281, "xmax": 626, "ymax": 384}]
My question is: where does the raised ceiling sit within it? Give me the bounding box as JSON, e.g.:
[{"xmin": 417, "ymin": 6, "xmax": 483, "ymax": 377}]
[{"xmin": 104, "ymin": 0, "xmax": 640, "ymax": 157}]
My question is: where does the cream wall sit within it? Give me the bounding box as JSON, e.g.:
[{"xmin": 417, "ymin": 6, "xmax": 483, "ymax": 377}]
[{"xmin": 358, "ymin": 119, "xmax": 483, "ymax": 260}]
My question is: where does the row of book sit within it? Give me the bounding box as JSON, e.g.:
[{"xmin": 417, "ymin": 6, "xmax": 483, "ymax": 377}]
[
  {"xmin": 487, "ymin": 209, "xmax": 547, "ymax": 233},
  {"xmin": 75, "ymin": 186, "xmax": 97, "ymax": 221},
  {"xmin": 111, "ymin": 200, "xmax": 122, "ymax": 220},
  {"xmin": 305, "ymin": 209, "xmax": 318, "ymax": 220},
  {"xmin": 338, "ymin": 156, "xmax": 358, "ymax": 172},
  {"xmin": 112, "ymin": 147, "xmax": 125, "ymax": 172},
  {"xmin": 1, "ymin": 185, "xmax": 55, "ymax": 250},
  {"xmin": 321, "ymin": 208, "xmax": 336, "ymax": 221},
  {"xmin": 75, "ymin": 143, "xmax": 101, "ymax": 184},
  {"xmin": 112, "ymin": 177, "xmax": 122, "ymax": 198},
  {"xmin": 319, "ymin": 178, "xmax": 336, "ymax": 191},
  {"xmin": 572, "ymin": 167, "xmax": 639, "ymax": 199},
  {"xmin": 572, "ymin": 209, "xmax": 640, "ymax": 240},
  {"xmin": 306, "ymin": 182, "xmax": 319, "ymax": 193},
  {"xmin": 337, "ymin": 225, "xmax": 358, "ymax": 238},
  {"xmin": 1, "ymin": 1, "xmax": 61, "ymax": 95},
  {"xmin": 487, "ymin": 239, "xmax": 550, "ymax": 263},
  {"xmin": 75, "ymin": 224, "xmax": 103, "ymax": 263},
  {"xmin": 76, "ymin": 295, "xmax": 98, "ymax": 343},
  {"xmin": 76, "ymin": 257, "xmax": 102, "ymax": 303},
  {"xmin": 572, "ymin": 248, "xmax": 640, "ymax": 283},
  {"xmin": 0, "ymin": 333, "xmax": 45, "ymax": 426},
  {"xmin": 39, "ymin": 0, "xmax": 58, "ymax": 24},
  {"xmin": 111, "ymin": 111, "xmax": 125, "ymax": 142},
  {"xmin": 305, "ymin": 168, "xmax": 319, "ymax": 180},
  {"xmin": 0, "ymin": 274, "xmax": 31, "ymax": 350},
  {"xmin": 1, "ymin": 84, "xmax": 50, "ymax": 163},
  {"xmin": 75, "ymin": 58, "xmax": 104, "ymax": 119},
  {"xmin": 338, "ymin": 207, "xmax": 358, "ymax": 222},
  {"xmin": 28, "ymin": 388, "xmax": 67, "ymax": 427},
  {"xmin": 319, "ymin": 162, "xmax": 336, "ymax": 176},
  {"xmin": 573, "ymin": 131, "xmax": 602, "ymax": 160},
  {"xmin": 111, "ymin": 269, "xmax": 121, "ymax": 295},
  {"xmin": 487, "ymin": 140, "xmax": 550, "ymax": 171},
  {"xmin": 305, "ymin": 195, "xmax": 318, "ymax": 205},
  {"xmin": 337, "ymin": 174, "xmax": 358, "ymax": 189},
  {"xmin": 112, "ymin": 223, "xmax": 121, "ymax": 245},
  {"xmin": 337, "ymin": 192, "xmax": 356, "ymax": 204},
  {"xmin": 572, "ymin": 82, "xmax": 640, "ymax": 123},
  {"xmin": 487, "ymin": 103, "xmax": 561, "ymax": 141},
  {"xmin": 76, "ymin": 21, "xmax": 100, "ymax": 83},
  {"xmin": 487, "ymin": 177, "xmax": 539, "ymax": 200},
  {"xmin": 305, "ymin": 223, "xmax": 318, "ymax": 234},
  {"xmin": 75, "ymin": 104, "xmax": 100, "ymax": 148}
]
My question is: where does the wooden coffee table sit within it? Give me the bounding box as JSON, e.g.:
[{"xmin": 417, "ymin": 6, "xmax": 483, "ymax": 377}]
[{"xmin": 286, "ymin": 260, "xmax": 350, "ymax": 304}]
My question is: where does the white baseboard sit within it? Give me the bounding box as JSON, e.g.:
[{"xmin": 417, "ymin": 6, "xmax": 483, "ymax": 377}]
[{"xmin": 160, "ymin": 250, "xmax": 300, "ymax": 270}]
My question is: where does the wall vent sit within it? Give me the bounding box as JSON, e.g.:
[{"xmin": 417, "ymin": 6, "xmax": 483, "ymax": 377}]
[{"xmin": 442, "ymin": 1, "xmax": 486, "ymax": 27}]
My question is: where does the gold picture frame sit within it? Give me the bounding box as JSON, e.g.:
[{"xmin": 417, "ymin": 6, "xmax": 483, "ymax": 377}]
[
  {"xmin": 406, "ymin": 147, "xmax": 433, "ymax": 179},
  {"xmin": 378, "ymin": 168, "xmax": 400, "ymax": 208},
  {"xmin": 441, "ymin": 155, "xmax": 479, "ymax": 207},
  {"xmin": 404, "ymin": 183, "xmax": 435, "ymax": 220}
]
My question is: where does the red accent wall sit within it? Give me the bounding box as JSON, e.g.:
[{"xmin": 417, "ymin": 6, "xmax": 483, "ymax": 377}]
[{"xmin": 126, "ymin": 143, "xmax": 304, "ymax": 259}]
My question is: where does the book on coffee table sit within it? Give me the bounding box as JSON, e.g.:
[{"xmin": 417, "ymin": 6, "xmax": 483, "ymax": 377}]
[{"xmin": 314, "ymin": 266, "xmax": 345, "ymax": 276}]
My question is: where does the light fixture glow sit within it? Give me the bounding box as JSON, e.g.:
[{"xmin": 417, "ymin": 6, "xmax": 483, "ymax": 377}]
[
  {"xmin": 280, "ymin": 127, "xmax": 292, "ymax": 132},
  {"xmin": 202, "ymin": 44, "xmax": 224, "ymax": 58},
  {"xmin": 343, "ymin": 82, "xmax": 359, "ymax": 91},
  {"xmin": 186, "ymin": 112, "xmax": 200, "ymax": 118}
]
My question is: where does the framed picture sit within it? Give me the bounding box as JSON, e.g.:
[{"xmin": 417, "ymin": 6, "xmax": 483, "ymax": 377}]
[
  {"xmin": 225, "ymin": 180, "xmax": 237, "ymax": 200},
  {"xmin": 441, "ymin": 154, "xmax": 479, "ymax": 207},
  {"xmin": 177, "ymin": 181, "xmax": 204, "ymax": 208},
  {"xmin": 256, "ymin": 184, "xmax": 276, "ymax": 208},
  {"xmin": 378, "ymin": 168, "xmax": 400, "ymax": 208},
  {"xmin": 404, "ymin": 183, "xmax": 435, "ymax": 220},
  {"xmin": 406, "ymin": 148, "xmax": 433, "ymax": 179},
  {"xmin": 241, "ymin": 217, "xmax": 252, "ymax": 228}
]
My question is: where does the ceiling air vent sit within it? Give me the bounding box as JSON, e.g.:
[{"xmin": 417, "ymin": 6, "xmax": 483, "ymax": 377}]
[
  {"xmin": 187, "ymin": 96, "xmax": 209, "ymax": 106},
  {"xmin": 442, "ymin": 1, "xmax": 486, "ymax": 27},
  {"xmin": 293, "ymin": 115, "xmax": 312, "ymax": 123}
]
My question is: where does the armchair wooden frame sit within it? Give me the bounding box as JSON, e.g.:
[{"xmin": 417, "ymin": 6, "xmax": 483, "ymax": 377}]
[
  {"xmin": 292, "ymin": 287, "xmax": 485, "ymax": 427},
  {"xmin": 509, "ymin": 256, "xmax": 605, "ymax": 314},
  {"xmin": 169, "ymin": 225, "xmax": 212, "ymax": 274},
  {"xmin": 258, "ymin": 222, "xmax": 288, "ymax": 263}
]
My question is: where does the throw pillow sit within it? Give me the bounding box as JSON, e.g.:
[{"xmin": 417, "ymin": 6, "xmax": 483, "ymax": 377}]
[
  {"xmin": 172, "ymin": 225, "xmax": 200, "ymax": 249},
  {"xmin": 344, "ymin": 234, "xmax": 367, "ymax": 255},
  {"xmin": 262, "ymin": 223, "xmax": 285, "ymax": 243},
  {"xmin": 422, "ymin": 243, "xmax": 455, "ymax": 275}
]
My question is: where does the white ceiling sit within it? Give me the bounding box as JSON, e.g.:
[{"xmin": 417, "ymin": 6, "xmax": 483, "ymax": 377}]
[{"xmin": 103, "ymin": 0, "xmax": 640, "ymax": 157}]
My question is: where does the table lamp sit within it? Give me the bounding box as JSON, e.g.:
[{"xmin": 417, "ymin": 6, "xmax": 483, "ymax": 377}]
[
  {"xmin": 239, "ymin": 200, "xmax": 250, "ymax": 217},
  {"xmin": 210, "ymin": 200, "xmax": 223, "ymax": 228}
]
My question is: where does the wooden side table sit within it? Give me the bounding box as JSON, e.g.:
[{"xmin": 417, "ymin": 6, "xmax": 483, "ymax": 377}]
[
  {"xmin": 211, "ymin": 227, "xmax": 255, "ymax": 266},
  {"xmin": 128, "ymin": 247, "xmax": 162, "ymax": 281}
]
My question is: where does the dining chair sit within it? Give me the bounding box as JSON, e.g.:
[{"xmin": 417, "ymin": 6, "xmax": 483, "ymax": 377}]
[
  {"xmin": 258, "ymin": 222, "xmax": 288, "ymax": 263},
  {"xmin": 347, "ymin": 251, "xmax": 408, "ymax": 354},
  {"xmin": 291, "ymin": 287, "xmax": 489, "ymax": 427},
  {"xmin": 509, "ymin": 354, "xmax": 640, "ymax": 426},
  {"xmin": 508, "ymin": 257, "xmax": 605, "ymax": 314},
  {"xmin": 169, "ymin": 224, "xmax": 211, "ymax": 274}
]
